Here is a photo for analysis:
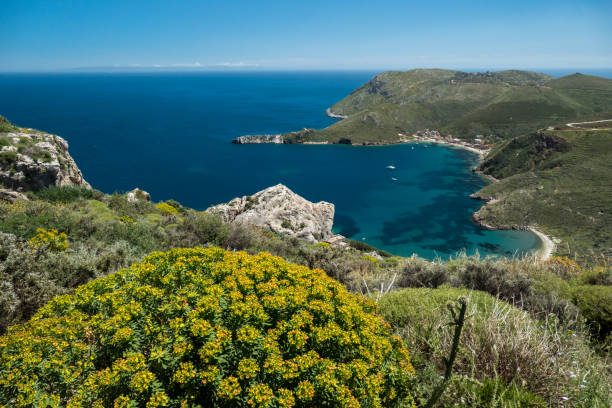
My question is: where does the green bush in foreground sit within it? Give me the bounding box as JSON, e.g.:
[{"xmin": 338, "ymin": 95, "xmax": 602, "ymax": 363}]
[{"xmin": 0, "ymin": 247, "xmax": 415, "ymax": 408}]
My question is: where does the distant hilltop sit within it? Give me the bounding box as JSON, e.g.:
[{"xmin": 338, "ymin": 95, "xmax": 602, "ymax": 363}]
[{"xmin": 235, "ymin": 69, "xmax": 612, "ymax": 145}]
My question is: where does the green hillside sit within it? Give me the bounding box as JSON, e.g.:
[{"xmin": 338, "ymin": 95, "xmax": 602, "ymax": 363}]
[
  {"xmin": 475, "ymin": 128, "xmax": 612, "ymax": 260},
  {"xmin": 283, "ymin": 70, "xmax": 612, "ymax": 145}
]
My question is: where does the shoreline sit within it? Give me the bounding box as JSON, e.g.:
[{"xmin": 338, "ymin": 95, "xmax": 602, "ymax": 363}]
[
  {"xmin": 413, "ymin": 138, "xmax": 489, "ymax": 158},
  {"xmin": 529, "ymin": 227, "xmax": 556, "ymax": 260}
]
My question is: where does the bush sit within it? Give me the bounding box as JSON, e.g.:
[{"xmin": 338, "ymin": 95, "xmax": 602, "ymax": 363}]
[
  {"xmin": 156, "ymin": 202, "xmax": 179, "ymax": 215},
  {"xmin": 0, "ymin": 234, "xmax": 141, "ymax": 334},
  {"xmin": 0, "ymin": 115, "xmax": 15, "ymax": 132},
  {"xmin": 448, "ymin": 257, "xmax": 532, "ymax": 302},
  {"xmin": 571, "ymin": 285, "xmax": 612, "ymax": 344},
  {"xmin": 378, "ymin": 287, "xmax": 611, "ymax": 407},
  {"xmin": 28, "ymin": 227, "xmax": 69, "ymax": 252},
  {"xmin": 397, "ymin": 256, "xmax": 449, "ymax": 288},
  {"xmin": 0, "ymin": 248, "xmax": 415, "ymax": 407},
  {"xmin": 578, "ymin": 267, "xmax": 612, "ymax": 286},
  {"xmin": 179, "ymin": 212, "xmax": 230, "ymax": 247},
  {"xmin": 108, "ymin": 193, "xmax": 157, "ymax": 219},
  {"xmin": 35, "ymin": 185, "xmax": 95, "ymax": 203}
]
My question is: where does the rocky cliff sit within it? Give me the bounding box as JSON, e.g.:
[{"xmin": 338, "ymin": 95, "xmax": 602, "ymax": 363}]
[
  {"xmin": 207, "ymin": 184, "xmax": 336, "ymax": 242},
  {"xmin": 0, "ymin": 128, "xmax": 89, "ymax": 192}
]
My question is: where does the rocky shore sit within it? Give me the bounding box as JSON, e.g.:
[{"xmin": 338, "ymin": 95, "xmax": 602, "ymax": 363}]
[{"xmin": 325, "ymin": 108, "xmax": 347, "ymax": 119}]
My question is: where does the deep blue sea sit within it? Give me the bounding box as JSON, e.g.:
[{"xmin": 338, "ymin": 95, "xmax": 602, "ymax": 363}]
[{"xmin": 5, "ymin": 69, "xmax": 607, "ymax": 259}]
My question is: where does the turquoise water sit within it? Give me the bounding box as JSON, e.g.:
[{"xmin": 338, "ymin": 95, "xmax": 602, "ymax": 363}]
[{"xmin": 0, "ymin": 72, "xmax": 540, "ymax": 259}]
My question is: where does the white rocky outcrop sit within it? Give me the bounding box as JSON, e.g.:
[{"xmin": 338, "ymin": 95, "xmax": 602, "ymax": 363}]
[
  {"xmin": 126, "ymin": 188, "xmax": 151, "ymax": 203},
  {"xmin": 0, "ymin": 129, "xmax": 89, "ymax": 192},
  {"xmin": 232, "ymin": 134, "xmax": 284, "ymax": 144},
  {"xmin": 207, "ymin": 184, "xmax": 335, "ymax": 242}
]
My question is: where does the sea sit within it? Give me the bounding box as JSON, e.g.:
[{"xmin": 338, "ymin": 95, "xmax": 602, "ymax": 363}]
[{"xmin": 1, "ymin": 69, "xmax": 608, "ymax": 259}]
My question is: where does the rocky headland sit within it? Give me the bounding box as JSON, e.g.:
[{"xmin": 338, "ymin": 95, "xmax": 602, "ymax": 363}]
[
  {"xmin": 207, "ymin": 183, "xmax": 346, "ymax": 244},
  {"xmin": 0, "ymin": 128, "xmax": 89, "ymax": 192}
]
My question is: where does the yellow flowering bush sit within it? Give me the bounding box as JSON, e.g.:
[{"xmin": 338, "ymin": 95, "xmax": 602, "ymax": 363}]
[
  {"xmin": 27, "ymin": 227, "xmax": 69, "ymax": 252},
  {"xmin": 0, "ymin": 247, "xmax": 415, "ymax": 407},
  {"xmin": 156, "ymin": 202, "xmax": 179, "ymax": 215}
]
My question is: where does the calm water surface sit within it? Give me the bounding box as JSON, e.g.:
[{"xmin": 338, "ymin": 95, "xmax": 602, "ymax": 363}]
[{"xmin": 0, "ymin": 71, "xmax": 541, "ymax": 259}]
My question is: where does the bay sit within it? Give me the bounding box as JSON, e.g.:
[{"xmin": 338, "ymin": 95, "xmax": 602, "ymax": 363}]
[{"xmin": 0, "ymin": 71, "xmax": 541, "ymax": 259}]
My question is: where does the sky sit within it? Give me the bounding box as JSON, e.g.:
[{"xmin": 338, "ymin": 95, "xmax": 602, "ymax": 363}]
[{"xmin": 1, "ymin": 0, "xmax": 611, "ymax": 71}]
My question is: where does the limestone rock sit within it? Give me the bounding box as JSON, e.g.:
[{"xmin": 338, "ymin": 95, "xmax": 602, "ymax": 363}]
[
  {"xmin": 0, "ymin": 129, "xmax": 90, "ymax": 192},
  {"xmin": 0, "ymin": 189, "xmax": 28, "ymax": 203},
  {"xmin": 232, "ymin": 134, "xmax": 284, "ymax": 144},
  {"xmin": 127, "ymin": 188, "xmax": 151, "ymax": 203},
  {"xmin": 207, "ymin": 184, "xmax": 334, "ymax": 242}
]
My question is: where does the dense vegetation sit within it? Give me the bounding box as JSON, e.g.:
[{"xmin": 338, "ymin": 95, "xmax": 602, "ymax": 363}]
[
  {"xmin": 475, "ymin": 128, "xmax": 612, "ymax": 260},
  {"xmin": 0, "ymin": 248, "xmax": 415, "ymax": 407},
  {"xmin": 0, "ymin": 186, "xmax": 610, "ymax": 406},
  {"xmin": 281, "ymin": 70, "xmax": 612, "ymax": 144}
]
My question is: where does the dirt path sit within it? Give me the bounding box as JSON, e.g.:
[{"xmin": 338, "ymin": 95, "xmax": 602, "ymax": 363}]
[{"xmin": 566, "ymin": 119, "xmax": 612, "ymax": 129}]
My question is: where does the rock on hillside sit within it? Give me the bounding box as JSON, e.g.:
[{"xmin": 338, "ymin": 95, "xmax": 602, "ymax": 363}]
[
  {"xmin": 0, "ymin": 128, "xmax": 89, "ymax": 192},
  {"xmin": 207, "ymin": 184, "xmax": 335, "ymax": 242}
]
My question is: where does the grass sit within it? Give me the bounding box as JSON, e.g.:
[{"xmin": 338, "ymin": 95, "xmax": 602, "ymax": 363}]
[{"xmin": 378, "ymin": 287, "xmax": 611, "ymax": 407}]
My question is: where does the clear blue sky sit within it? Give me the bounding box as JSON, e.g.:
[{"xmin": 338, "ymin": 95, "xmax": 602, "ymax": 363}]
[{"xmin": 1, "ymin": 0, "xmax": 611, "ymax": 71}]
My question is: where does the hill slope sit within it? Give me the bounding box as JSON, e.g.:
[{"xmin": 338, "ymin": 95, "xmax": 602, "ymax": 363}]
[
  {"xmin": 473, "ymin": 128, "xmax": 612, "ymax": 260},
  {"xmin": 277, "ymin": 70, "xmax": 612, "ymax": 145}
]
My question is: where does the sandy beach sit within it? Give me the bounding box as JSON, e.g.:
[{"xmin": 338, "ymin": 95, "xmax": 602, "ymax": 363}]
[{"xmin": 528, "ymin": 227, "xmax": 556, "ymax": 260}]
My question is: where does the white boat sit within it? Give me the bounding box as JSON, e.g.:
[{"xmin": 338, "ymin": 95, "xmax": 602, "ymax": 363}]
[
  {"xmin": 391, "ymin": 177, "xmax": 398, "ymax": 181},
  {"xmin": 386, "ymin": 165, "xmax": 396, "ymax": 169}
]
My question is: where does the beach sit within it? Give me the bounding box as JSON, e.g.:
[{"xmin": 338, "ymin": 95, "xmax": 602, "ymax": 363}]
[{"xmin": 529, "ymin": 227, "xmax": 556, "ymax": 260}]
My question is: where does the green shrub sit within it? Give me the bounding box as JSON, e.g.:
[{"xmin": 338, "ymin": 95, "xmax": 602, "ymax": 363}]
[
  {"xmin": 578, "ymin": 267, "xmax": 612, "ymax": 286},
  {"xmin": 347, "ymin": 239, "xmax": 393, "ymax": 257},
  {"xmin": 448, "ymin": 257, "xmax": 532, "ymax": 302},
  {"xmin": 0, "ymin": 115, "xmax": 14, "ymax": 132},
  {"xmin": 397, "ymin": 256, "xmax": 448, "ymax": 288},
  {"xmin": 179, "ymin": 212, "xmax": 230, "ymax": 247},
  {"xmin": 35, "ymin": 185, "xmax": 95, "ymax": 203},
  {"xmin": 378, "ymin": 287, "xmax": 611, "ymax": 407},
  {"xmin": 108, "ymin": 193, "xmax": 158, "ymax": 219},
  {"xmin": 0, "ymin": 150, "xmax": 17, "ymax": 166},
  {"xmin": 571, "ymin": 285, "xmax": 612, "ymax": 344},
  {"xmin": 0, "ymin": 248, "xmax": 415, "ymax": 407}
]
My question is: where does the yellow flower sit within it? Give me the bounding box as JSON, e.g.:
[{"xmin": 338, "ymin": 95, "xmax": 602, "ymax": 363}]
[{"xmin": 217, "ymin": 376, "xmax": 241, "ymax": 400}]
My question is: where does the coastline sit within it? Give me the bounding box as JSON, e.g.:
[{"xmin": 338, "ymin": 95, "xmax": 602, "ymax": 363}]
[
  {"xmin": 529, "ymin": 227, "xmax": 556, "ymax": 260},
  {"xmin": 414, "ymin": 138, "xmax": 489, "ymax": 158}
]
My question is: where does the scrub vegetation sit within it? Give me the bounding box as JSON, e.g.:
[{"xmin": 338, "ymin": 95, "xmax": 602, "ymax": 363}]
[{"xmin": 0, "ymin": 186, "xmax": 610, "ymax": 407}]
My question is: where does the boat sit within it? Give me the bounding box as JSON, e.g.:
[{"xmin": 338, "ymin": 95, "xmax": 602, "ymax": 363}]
[
  {"xmin": 391, "ymin": 177, "xmax": 398, "ymax": 181},
  {"xmin": 386, "ymin": 165, "xmax": 396, "ymax": 170}
]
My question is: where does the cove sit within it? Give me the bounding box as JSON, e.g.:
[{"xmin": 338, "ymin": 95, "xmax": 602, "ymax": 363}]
[{"xmin": 0, "ymin": 72, "xmax": 540, "ymax": 259}]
